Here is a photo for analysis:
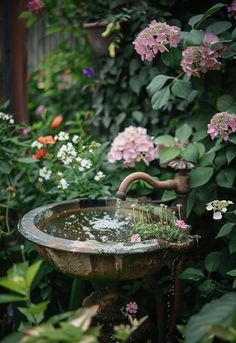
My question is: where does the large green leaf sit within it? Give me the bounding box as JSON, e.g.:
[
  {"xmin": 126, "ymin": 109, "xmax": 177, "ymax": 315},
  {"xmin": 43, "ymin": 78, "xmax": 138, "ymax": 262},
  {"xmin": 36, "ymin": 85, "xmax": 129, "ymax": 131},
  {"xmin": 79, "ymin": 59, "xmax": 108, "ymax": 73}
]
[
  {"xmin": 216, "ymin": 222, "xmax": 235, "ymax": 238},
  {"xmin": 190, "ymin": 167, "xmax": 213, "ymax": 188},
  {"xmin": 216, "ymin": 168, "xmax": 235, "ymax": 188},
  {"xmin": 159, "ymin": 146, "xmax": 182, "ymax": 164},
  {"xmin": 176, "ymin": 124, "xmax": 192, "ymax": 141},
  {"xmin": 206, "ymin": 21, "xmax": 232, "ymax": 35},
  {"xmin": 151, "ymin": 86, "xmax": 171, "ymax": 110},
  {"xmin": 161, "ymin": 48, "xmax": 182, "ymax": 68},
  {"xmin": 185, "ymin": 293, "xmax": 236, "ymax": 343},
  {"xmin": 154, "ymin": 135, "xmax": 175, "ymax": 145},
  {"xmin": 172, "ymin": 80, "xmax": 192, "ymax": 99},
  {"xmin": 182, "ymin": 143, "xmax": 199, "ymax": 163},
  {"xmin": 217, "ymin": 95, "xmax": 235, "ymax": 111},
  {"xmin": 147, "ymin": 74, "xmax": 172, "ymax": 95},
  {"xmin": 179, "ymin": 268, "xmax": 205, "ymax": 282},
  {"xmin": 204, "ymin": 252, "xmax": 221, "ymax": 273},
  {"xmin": 0, "ymin": 294, "xmax": 26, "ymax": 304}
]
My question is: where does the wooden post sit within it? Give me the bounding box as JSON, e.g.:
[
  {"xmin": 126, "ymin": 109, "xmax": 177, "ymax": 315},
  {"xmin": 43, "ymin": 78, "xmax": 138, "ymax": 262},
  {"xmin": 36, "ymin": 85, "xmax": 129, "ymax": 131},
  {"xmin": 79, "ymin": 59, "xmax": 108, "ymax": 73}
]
[{"xmin": 10, "ymin": 0, "xmax": 28, "ymax": 122}]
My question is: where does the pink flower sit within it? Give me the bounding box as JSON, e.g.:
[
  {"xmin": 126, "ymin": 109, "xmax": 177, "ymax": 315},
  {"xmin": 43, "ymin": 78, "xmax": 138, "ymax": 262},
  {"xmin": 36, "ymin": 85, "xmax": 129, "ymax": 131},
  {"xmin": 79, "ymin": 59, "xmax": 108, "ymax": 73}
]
[
  {"xmin": 228, "ymin": 0, "xmax": 236, "ymax": 19},
  {"xmin": 176, "ymin": 219, "xmax": 190, "ymax": 230},
  {"xmin": 131, "ymin": 234, "xmax": 141, "ymax": 242},
  {"xmin": 27, "ymin": 0, "xmax": 44, "ymax": 16},
  {"xmin": 108, "ymin": 126, "xmax": 156, "ymax": 168},
  {"xmin": 207, "ymin": 112, "xmax": 236, "ymax": 141},
  {"xmin": 126, "ymin": 301, "xmax": 138, "ymax": 315},
  {"xmin": 35, "ymin": 105, "xmax": 45, "ymax": 117},
  {"xmin": 181, "ymin": 33, "xmax": 224, "ymax": 77},
  {"xmin": 133, "ymin": 21, "xmax": 181, "ymax": 62}
]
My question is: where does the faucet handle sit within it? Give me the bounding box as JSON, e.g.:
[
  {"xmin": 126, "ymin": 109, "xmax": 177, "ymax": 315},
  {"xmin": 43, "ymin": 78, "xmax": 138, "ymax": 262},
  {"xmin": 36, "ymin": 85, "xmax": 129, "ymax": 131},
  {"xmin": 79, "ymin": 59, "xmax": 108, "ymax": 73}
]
[{"xmin": 168, "ymin": 158, "xmax": 195, "ymax": 172}]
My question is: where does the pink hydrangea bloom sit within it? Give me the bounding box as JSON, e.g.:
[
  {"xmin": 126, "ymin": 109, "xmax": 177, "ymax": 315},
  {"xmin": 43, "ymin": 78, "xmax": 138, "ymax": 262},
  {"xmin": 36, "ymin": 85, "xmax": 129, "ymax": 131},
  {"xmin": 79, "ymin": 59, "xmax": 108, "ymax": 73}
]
[
  {"xmin": 228, "ymin": 0, "xmax": 236, "ymax": 19},
  {"xmin": 27, "ymin": 0, "xmax": 44, "ymax": 16},
  {"xmin": 131, "ymin": 234, "xmax": 141, "ymax": 242},
  {"xmin": 133, "ymin": 21, "xmax": 181, "ymax": 62},
  {"xmin": 108, "ymin": 126, "xmax": 156, "ymax": 168},
  {"xmin": 126, "ymin": 301, "xmax": 138, "ymax": 315},
  {"xmin": 181, "ymin": 33, "xmax": 224, "ymax": 77},
  {"xmin": 207, "ymin": 112, "xmax": 236, "ymax": 141},
  {"xmin": 176, "ymin": 219, "xmax": 190, "ymax": 229}
]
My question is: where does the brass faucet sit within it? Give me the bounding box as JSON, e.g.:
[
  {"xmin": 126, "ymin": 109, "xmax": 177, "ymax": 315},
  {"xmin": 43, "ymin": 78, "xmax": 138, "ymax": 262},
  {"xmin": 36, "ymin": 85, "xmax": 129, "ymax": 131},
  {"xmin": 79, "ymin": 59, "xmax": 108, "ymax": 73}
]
[{"xmin": 115, "ymin": 160, "xmax": 194, "ymax": 201}]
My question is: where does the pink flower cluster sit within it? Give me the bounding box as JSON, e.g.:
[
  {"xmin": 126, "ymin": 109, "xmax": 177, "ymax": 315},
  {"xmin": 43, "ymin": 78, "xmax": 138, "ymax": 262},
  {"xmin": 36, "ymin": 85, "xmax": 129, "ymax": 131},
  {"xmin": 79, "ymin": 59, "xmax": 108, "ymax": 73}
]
[
  {"xmin": 228, "ymin": 0, "xmax": 236, "ymax": 19},
  {"xmin": 207, "ymin": 112, "xmax": 236, "ymax": 141},
  {"xmin": 181, "ymin": 33, "xmax": 224, "ymax": 77},
  {"xmin": 27, "ymin": 0, "xmax": 44, "ymax": 16},
  {"xmin": 108, "ymin": 126, "xmax": 156, "ymax": 168},
  {"xmin": 131, "ymin": 234, "xmax": 141, "ymax": 242},
  {"xmin": 176, "ymin": 219, "xmax": 189, "ymax": 230},
  {"xmin": 133, "ymin": 21, "xmax": 181, "ymax": 62},
  {"xmin": 126, "ymin": 301, "xmax": 138, "ymax": 315}
]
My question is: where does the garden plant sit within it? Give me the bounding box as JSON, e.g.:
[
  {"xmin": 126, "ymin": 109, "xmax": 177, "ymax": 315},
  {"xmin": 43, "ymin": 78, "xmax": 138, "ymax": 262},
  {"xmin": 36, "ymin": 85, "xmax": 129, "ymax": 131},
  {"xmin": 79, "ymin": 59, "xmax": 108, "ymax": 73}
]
[{"xmin": 1, "ymin": 0, "xmax": 236, "ymax": 342}]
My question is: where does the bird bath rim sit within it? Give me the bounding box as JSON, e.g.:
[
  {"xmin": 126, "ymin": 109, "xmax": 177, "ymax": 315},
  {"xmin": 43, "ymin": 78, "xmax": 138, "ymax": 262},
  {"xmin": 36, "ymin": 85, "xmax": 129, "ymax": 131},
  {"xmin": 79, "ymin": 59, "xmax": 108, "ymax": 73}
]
[{"xmin": 18, "ymin": 198, "xmax": 193, "ymax": 255}]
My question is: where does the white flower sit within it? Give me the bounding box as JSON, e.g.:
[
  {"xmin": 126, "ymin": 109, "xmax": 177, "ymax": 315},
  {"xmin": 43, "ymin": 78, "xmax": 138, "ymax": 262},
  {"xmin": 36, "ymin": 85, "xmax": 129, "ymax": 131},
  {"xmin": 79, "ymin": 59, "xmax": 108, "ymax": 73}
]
[
  {"xmin": 213, "ymin": 211, "xmax": 222, "ymax": 220},
  {"xmin": 57, "ymin": 142, "xmax": 77, "ymax": 165},
  {"xmin": 9, "ymin": 119, "xmax": 14, "ymax": 124},
  {"xmin": 80, "ymin": 159, "xmax": 92, "ymax": 169},
  {"xmin": 55, "ymin": 131, "xmax": 69, "ymax": 141},
  {"xmin": 0, "ymin": 112, "xmax": 14, "ymax": 123},
  {"xmin": 94, "ymin": 171, "xmax": 105, "ymax": 181},
  {"xmin": 58, "ymin": 178, "xmax": 69, "ymax": 189},
  {"xmin": 206, "ymin": 203, "xmax": 213, "ymax": 211},
  {"xmin": 72, "ymin": 135, "xmax": 80, "ymax": 144},
  {"xmin": 39, "ymin": 167, "xmax": 52, "ymax": 180},
  {"xmin": 31, "ymin": 140, "xmax": 43, "ymax": 149}
]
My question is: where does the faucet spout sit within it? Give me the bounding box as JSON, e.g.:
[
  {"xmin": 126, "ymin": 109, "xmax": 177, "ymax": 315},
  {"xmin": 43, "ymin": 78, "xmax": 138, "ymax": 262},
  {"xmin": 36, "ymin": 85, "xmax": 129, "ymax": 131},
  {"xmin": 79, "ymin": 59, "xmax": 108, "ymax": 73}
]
[{"xmin": 115, "ymin": 172, "xmax": 178, "ymax": 201}]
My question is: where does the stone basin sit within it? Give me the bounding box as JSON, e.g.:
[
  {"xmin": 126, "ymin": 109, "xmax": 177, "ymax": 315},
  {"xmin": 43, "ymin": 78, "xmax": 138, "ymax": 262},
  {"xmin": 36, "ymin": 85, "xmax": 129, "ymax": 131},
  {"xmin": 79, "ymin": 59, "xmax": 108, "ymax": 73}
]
[{"xmin": 18, "ymin": 198, "xmax": 193, "ymax": 281}]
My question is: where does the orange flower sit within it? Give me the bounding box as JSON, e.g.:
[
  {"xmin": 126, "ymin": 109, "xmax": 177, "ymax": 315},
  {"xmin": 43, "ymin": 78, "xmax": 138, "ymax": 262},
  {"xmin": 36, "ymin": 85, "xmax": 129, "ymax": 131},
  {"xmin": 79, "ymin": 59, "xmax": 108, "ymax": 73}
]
[
  {"xmin": 32, "ymin": 148, "xmax": 47, "ymax": 160},
  {"xmin": 50, "ymin": 115, "xmax": 63, "ymax": 129},
  {"xmin": 38, "ymin": 135, "xmax": 55, "ymax": 145}
]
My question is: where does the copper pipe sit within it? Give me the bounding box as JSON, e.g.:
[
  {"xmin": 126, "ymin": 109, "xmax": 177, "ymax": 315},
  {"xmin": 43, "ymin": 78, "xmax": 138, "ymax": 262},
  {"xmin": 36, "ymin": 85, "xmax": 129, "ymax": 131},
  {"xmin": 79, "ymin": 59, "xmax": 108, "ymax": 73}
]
[{"xmin": 116, "ymin": 172, "xmax": 177, "ymax": 200}]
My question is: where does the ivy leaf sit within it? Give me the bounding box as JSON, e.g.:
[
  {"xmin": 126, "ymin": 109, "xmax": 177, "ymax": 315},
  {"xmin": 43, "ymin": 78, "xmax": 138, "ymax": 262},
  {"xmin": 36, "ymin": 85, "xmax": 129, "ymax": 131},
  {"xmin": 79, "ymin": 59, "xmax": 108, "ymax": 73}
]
[{"xmin": 190, "ymin": 167, "xmax": 213, "ymax": 188}]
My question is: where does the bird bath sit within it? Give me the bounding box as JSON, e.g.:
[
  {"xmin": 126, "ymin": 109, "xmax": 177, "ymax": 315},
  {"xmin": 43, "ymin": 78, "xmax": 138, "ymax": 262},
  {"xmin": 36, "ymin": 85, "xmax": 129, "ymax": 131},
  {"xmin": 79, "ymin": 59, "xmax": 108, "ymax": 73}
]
[{"xmin": 18, "ymin": 198, "xmax": 192, "ymax": 282}]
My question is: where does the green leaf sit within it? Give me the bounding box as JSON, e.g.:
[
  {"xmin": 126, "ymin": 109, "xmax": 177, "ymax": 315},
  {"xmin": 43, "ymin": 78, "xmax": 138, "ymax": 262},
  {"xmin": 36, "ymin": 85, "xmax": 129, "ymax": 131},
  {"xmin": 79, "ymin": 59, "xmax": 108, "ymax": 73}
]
[
  {"xmin": 198, "ymin": 280, "xmax": 216, "ymax": 297},
  {"xmin": 190, "ymin": 167, "xmax": 213, "ymax": 188},
  {"xmin": 204, "ymin": 252, "xmax": 221, "ymax": 273},
  {"xmin": 16, "ymin": 157, "xmax": 38, "ymax": 164},
  {"xmin": 147, "ymin": 74, "xmax": 172, "ymax": 95},
  {"xmin": 227, "ymin": 269, "xmax": 236, "ymax": 277},
  {"xmin": 132, "ymin": 111, "xmax": 143, "ymax": 123},
  {"xmin": 181, "ymin": 30, "xmax": 205, "ymax": 45},
  {"xmin": 0, "ymin": 278, "xmax": 26, "ymax": 296},
  {"xmin": 229, "ymin": 237, "xmax": 236, "ymax": 254},
  {"xmin": 216, "ymin": 168, "xmax": 235, "ymax": 188},
  {"xmin": 172, "ymin": 80, "xmax": 192, "ymax": 99},
  {"xmin": 159, "ymin": 146, "xmax": 182, "ymax": 164},
  {"xmin": 179, "ymin": 268, "xmax": 205, "ymax": 282},
  {"xmin": 206, "ymin": 21, "xmax": 232, "ymax": 35},
  {"xmin": 0, "ymin": 333, "xmax": 24, "ymax": 343},
  {"xmin": 0, "ymin": 294, "xmax": 26, "ymax": 304},
  {"xmin": 161, "ymin": 190, "xmax": 176, "ymax": 202},
  {"xmin": 188, "ymin": 14, "xmax": 204, "ymax": 28},
  {"xmin": 129, "ymin": 76, "xmax": 141, "ymax": 95},
  {"xmin": 154, "ymin": 135, "xmax": 175, "ymax": 145},
  {"xmin": 197, "ymin": 3, "xmax": 226, "ymax": 27},
  {"xmin": 161, "ymin": 48, "xmax": 182, "ymax": 68},
  {"xmin": 151, "ymin": 86, "xmax": 171, "ymax": 110},
  {"xmin": 18, "ymin": 301, "xmax": 49, "ymax": 324},
  {"xmin": 216, "ymin": 222, "xmax": 235, "ymax": 238},
  {"xmin": 182, "ymin": 144, "xmax": 199, "ymax": 163},
  {"xmin": 223, "ymin": 43, "xmax": 236, "ymax": 58},
  {"xmin": 176, "ymin": 124, "xmax": 192, "ymax": 141},
  {"xmin": 217, "ymin": 95, "xmax": 235, "ymax": 111},
  {"xmin": 229, "ymin": 135, "xmax": 236, "ymax": 144},
  {"xmin": 185, "ymin": 292, "xmax": 236, "ymax": 343},
  {"xmin": 226, "ymin": 146, "xmax": 236, "ymax": 164},
  {"xmin": 26, "ymin": 260, "xmax": 42, "ymax": 290}
]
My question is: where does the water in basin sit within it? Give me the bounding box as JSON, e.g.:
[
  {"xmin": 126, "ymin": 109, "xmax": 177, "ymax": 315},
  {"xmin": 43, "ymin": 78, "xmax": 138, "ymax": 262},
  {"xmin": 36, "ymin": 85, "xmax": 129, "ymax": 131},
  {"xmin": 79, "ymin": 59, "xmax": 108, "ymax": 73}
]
[{"xmin": 41, "ymin": 207, "xmax": 137, "ymax": 243}]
